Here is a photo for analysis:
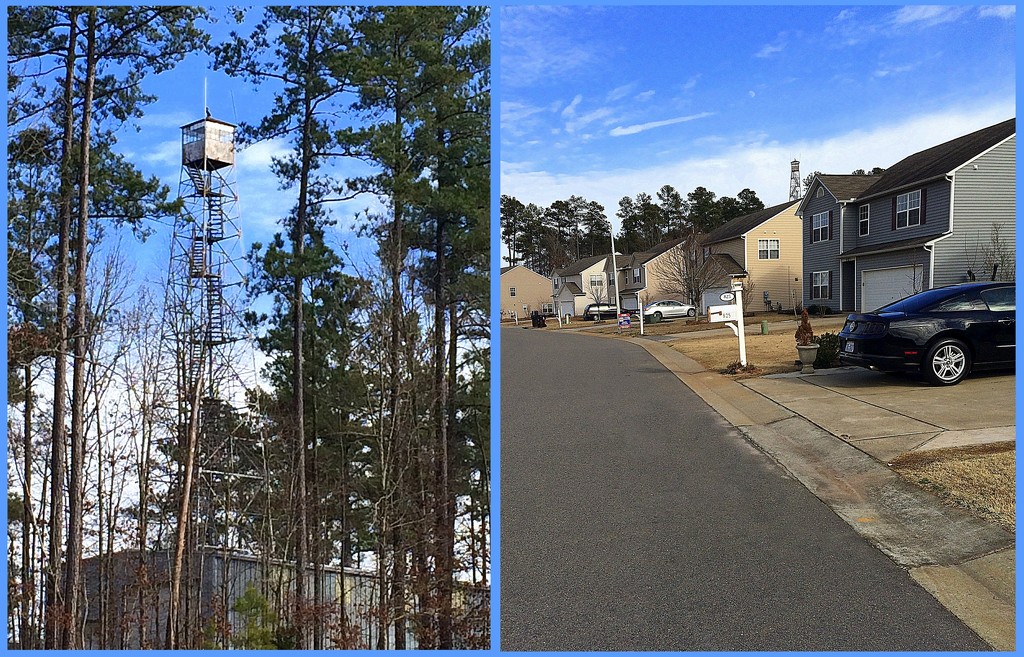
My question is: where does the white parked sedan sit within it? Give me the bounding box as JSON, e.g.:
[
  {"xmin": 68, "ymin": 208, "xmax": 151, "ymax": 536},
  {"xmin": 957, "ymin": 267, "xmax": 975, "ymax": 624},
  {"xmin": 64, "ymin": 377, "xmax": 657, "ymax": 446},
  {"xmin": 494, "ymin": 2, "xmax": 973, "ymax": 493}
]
[{"xmin": 643, "ymin": 299, "xmax": 697, "ymax": 322}]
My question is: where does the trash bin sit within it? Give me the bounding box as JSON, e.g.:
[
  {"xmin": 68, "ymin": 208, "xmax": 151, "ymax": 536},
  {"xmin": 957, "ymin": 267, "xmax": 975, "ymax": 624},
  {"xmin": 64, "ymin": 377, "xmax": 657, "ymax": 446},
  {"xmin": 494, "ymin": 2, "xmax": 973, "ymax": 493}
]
[
  {"xmin": 531, "ymin": 310, "xmax": 546, "ymax": 328},
  {"xmin": 761, "ymin": 320, "xmax": 769, "ymax": 335}
]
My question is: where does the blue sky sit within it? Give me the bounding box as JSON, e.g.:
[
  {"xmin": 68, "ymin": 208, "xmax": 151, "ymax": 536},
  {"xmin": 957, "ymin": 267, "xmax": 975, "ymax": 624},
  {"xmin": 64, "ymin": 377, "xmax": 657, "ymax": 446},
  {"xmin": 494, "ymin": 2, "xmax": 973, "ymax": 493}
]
[{"xmin": 500, "ymin": 4, "xmax": 1015, "ymax": 243}]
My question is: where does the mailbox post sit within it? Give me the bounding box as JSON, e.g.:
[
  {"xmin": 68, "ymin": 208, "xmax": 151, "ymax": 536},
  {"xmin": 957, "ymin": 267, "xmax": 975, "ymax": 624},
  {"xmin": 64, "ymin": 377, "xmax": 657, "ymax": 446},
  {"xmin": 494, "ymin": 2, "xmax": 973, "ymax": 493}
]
[
  {"xmin": 732, "ymin": 276, "xmax": 747, "ymax": 367},
  {"xmin": 708, "ymin": 274, "xmax": 748, "ymax": 367}
]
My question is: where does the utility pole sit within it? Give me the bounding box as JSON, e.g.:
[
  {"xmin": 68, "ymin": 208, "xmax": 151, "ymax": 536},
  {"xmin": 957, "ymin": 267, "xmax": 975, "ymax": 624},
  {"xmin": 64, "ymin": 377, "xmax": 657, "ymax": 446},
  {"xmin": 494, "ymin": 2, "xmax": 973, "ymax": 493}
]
[{"xmin": 609, "ymin": 225, "xmax": 622, "ymax": 332}]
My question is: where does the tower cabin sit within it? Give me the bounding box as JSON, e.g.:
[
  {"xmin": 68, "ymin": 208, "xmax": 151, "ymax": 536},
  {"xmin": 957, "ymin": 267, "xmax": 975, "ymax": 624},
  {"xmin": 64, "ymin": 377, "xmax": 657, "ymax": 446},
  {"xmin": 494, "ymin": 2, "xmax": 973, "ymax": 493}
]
[{"xmin": 181, "ymin": 116, "xmax": 235, "ymax": 171}]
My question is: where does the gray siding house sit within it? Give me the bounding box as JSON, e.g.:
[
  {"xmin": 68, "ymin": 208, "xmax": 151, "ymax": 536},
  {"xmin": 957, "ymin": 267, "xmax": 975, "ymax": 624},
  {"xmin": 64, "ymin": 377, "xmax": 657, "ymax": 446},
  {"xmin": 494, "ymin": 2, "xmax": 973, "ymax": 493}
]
[{"xmin": 799, "ymin": 118, "xmax": 1015, "ymax": 312}]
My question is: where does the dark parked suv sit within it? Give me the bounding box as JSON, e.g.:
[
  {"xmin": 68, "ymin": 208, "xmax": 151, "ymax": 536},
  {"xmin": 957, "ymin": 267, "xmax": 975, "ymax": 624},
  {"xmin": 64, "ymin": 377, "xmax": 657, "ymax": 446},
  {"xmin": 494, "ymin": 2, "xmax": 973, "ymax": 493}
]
[
  {"xmin": 582, "ymin": 303, "xmax": 618, "ymax": 320},
  {"xmin": 838, "ymin": 282, "xmax": 1015, "ymax": 385}
]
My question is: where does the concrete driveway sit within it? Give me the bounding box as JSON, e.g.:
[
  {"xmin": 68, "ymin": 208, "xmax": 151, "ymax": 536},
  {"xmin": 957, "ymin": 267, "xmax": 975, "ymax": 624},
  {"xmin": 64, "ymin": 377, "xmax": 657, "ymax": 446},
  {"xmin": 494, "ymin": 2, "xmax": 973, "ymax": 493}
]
[{"xmin": 741, "ymin": 366, "xmax": 1015, "ymax": 462}]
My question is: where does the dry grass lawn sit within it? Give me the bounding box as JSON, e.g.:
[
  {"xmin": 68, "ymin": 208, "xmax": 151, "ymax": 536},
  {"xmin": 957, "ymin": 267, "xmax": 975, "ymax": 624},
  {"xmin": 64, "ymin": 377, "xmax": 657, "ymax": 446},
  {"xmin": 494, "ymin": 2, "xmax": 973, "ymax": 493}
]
[
  {"xmin": 669, "ymin": 316, "xmax": 848, "ymax": 377},
  {"xmin": 889, "ymin": 442, "xmax": 1016, "ymax": 532}
]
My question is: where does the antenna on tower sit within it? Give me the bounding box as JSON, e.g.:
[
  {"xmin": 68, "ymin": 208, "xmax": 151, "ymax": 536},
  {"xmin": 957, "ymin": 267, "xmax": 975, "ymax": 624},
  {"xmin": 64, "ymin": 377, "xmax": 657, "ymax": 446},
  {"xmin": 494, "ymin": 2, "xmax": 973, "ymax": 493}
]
[{"xmin": 789, "ymin": 159, "xmax": 801, "ymax": 201}]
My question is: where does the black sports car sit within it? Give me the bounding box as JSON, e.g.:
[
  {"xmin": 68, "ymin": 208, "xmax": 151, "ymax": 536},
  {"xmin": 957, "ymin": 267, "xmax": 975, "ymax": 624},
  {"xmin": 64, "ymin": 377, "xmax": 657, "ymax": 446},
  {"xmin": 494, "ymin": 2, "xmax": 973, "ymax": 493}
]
[{"xmin": 838, "ymin": 282, "xmax": 1015, "ymax": 385}]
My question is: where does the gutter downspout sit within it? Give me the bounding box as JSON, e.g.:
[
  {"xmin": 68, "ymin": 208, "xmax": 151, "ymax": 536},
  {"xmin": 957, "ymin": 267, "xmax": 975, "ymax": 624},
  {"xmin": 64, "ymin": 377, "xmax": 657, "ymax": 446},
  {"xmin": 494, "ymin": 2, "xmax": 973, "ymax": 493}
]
[{"xmin": 924, "ymin": 173, "xmax": 956, "ymax": 289}]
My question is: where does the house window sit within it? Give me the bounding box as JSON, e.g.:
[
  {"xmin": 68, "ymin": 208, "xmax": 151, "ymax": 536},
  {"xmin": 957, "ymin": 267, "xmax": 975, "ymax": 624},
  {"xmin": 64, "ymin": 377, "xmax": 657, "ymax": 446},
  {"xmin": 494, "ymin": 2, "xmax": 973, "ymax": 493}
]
[
  {"xmin": 590, "ymin": 274, "xmax": 604, "ymax": 289},
  {"xmin": 895, "ymin": 190, "xmax": 921, "ymax": 229},
  {"xmin": 812, "ymin": 271, "xmax": 830, "ymax": 300},
  {"xmin": 554, "ymin": 278, "xmax": 560, "ymax": 290},
  {"xmin": 757, "ymin": 239, "xmax": 780, "ymax": 260},
  {"xmin": 633, "ymin": 268, "xmax": 641, "ymax": 283},
  {"xmin": 607, "ymin": 272, "xmax": 614, "ymax": 287},
  {"xmin": 812, "ymin": 211, "xmax": 830, "ymax": 243},
  {"xmin": 859, "ymin": 205, "xmax": 869, "ymax": 236},
  {"xmin": 510, "ymin": 287, "xmax": 516, "ymax": 297},
  {"xmin": 542, "ymin": 302, "xmax": 554, "ymax": 314},
  {"xmin": 816, "ymin": 187, "xmax": 824, "ymax": 198}
]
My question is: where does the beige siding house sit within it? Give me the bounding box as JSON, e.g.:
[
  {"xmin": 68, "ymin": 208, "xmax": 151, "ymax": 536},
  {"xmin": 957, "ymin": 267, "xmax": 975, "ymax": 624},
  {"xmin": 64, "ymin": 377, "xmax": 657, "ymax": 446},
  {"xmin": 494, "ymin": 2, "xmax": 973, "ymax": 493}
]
[
  {"xmin": 551, "ymin": 253, "xmax": 618, "ymax": 317},
  {"xmin": 618, "ymin": 238, "xmax": 687, "ymax": 309},
  {"xmin": 500, "ymin": 265, "xmax": 552, "ymax": 318},
  {"xmin": 701, "ymin": 200, "xmax": 803, "ymax": 312}
]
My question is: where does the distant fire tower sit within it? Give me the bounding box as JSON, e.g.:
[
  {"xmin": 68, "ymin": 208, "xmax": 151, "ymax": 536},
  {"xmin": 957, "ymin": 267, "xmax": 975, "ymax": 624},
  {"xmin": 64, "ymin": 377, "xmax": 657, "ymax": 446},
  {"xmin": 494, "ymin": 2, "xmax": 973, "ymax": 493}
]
[
  {"xmin": 789, "ymin": 159, "xmax": 801, "ymax": 200},
  {"xmin": 166, "ymin": 114, "xmax": 265, "ymax": 560}
]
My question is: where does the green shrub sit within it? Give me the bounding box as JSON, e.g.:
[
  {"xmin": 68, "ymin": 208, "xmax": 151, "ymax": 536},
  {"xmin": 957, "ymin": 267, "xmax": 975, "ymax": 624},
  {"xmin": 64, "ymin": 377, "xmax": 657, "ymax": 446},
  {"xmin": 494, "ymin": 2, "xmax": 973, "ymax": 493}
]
[{"xmin": 814, "ymin": 331, "xmax": 841, "ymax": 368}]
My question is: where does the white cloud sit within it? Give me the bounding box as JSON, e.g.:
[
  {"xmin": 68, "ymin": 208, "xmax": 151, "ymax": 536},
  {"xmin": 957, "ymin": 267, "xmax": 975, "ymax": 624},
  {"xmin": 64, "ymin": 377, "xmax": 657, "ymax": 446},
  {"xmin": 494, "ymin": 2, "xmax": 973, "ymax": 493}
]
[
  {"xmin": 501, "ymin": 102, "xmax": 1014, "ymax": 232},
  {"xmin": 561, "ymin": 94, "xmax": 583, "ymax": 119},
  {"xmin": 635, "ymin": 90, "xmax": 656, "ymax": 102},
  {"xmin": 681, "ymin": 75, "xmax": 700, "ymax": 91},
  {"xmin": 609, "ymin": 112, "xmax": 714, "ymax": 137},
  {"xmin": 606, "ymin": 83, "xmax": 635, "ymax": 102},
  {"xmin": 566, "ymin": 106, "xmax": 616, "ymax": 134},
  {"xmin": 138, "ymin": 110, "xmax": 196, "ymax": 129},
  {"xmin": 890, "ymin": 5, "xmax": 970, "ymax": 27},
  {"xmin": 140, "ymin": 139, "xmax": 181, "ymax": 167},
  {"xmin": 755, "ymin": 33, "xmax": 789, "ymax": 58},
  {"xmin": 237, "ymin": 137, "xmax": 291, "ymax": 170},
  {"xmin": 500, "ymin": 6, "xmax": 602, "ymax": 88},
  {"xmin": 748, "ymin": 91, "xmax": 756, "ymax": 98},
  {"xmin": 874, "ymin": 62, "xmax": 917, "ymax": 78},
  {"xmin": 756, "ymin": 42, "xmax": 785, "ymax": 58},
  {"xmin": 978, "ymin": 5, "xmax": 1015, "ymax": 19}
]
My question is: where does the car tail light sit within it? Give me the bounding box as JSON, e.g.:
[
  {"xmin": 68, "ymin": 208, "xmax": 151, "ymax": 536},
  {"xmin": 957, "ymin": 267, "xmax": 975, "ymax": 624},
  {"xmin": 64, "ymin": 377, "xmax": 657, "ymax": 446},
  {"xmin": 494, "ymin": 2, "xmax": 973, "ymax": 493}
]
[{"xmin": 904, "ymin": 350, "xmax": 918, "ymax": 357}]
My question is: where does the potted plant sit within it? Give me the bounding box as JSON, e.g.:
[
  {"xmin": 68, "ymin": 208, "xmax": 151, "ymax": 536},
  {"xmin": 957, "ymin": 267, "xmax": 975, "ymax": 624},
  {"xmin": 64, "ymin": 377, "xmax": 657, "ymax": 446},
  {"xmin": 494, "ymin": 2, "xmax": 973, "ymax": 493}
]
[{"xmin": 794, "ymin": 308, "xmax": 819, "ymax": 374}]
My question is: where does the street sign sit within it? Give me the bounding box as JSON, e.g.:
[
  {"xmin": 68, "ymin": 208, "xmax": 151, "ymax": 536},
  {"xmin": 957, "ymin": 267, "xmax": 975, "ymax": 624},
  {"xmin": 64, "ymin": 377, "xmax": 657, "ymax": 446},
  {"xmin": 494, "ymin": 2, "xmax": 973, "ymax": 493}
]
[
  {"xmin": 719, "ymin": 292, "xmax": 735, "ymax": 302},
  {"xmin": 618, "ymin": 313, "xmax": 631, "ymax": 328},
  {"xmin": 708, "ymin": 304, "xmax": 740, "ymax": 323}
]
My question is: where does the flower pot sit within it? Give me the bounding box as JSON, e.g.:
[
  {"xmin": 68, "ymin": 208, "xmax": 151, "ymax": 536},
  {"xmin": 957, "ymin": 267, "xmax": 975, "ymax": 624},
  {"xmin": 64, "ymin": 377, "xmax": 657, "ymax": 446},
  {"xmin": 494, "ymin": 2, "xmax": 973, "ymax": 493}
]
[{"xmin": 796, "ymin": 343, "xmax": 819, "ymax": 374}]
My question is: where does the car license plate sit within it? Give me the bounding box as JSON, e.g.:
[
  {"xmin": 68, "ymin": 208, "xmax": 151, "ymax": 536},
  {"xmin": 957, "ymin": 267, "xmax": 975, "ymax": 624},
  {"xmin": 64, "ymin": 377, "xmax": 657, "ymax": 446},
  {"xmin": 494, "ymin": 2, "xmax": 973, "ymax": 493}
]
[{"xmin": 844, "ymin": 340, "xmax": 855, "ymax": 353}]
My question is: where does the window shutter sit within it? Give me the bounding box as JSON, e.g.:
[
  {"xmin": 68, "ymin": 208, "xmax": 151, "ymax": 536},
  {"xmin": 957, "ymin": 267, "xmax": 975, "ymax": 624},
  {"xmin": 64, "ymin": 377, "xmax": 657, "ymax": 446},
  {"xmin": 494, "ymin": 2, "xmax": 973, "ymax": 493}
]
[
  {"xmin": 828, "ymin": 210, "xmax": 834, "ymax": 240},
  {"xmin": 828, "ymin": 271, "xmax": 834, "ymax": 300},
  {"xmin": 891, "ymin": 197, "xmax": 897, "ymax": 230},
  {"xmin": 920, "ymin": 188, "xmax": 927, "ymax": 225},
  {"xmin": 809, "ymin": 215, "xmax": 814, "ymax": 244}
]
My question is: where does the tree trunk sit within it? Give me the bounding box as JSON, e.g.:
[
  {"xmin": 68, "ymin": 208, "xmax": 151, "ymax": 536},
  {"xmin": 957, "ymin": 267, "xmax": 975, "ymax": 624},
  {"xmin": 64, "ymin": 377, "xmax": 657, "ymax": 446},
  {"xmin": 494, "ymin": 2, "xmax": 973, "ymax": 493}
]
[
  {"xmin": 167, "ymin": 357, "xmax": 204, "ymax": 649},
  {"xmin": 432, "ymin": 215, "xmax": 452, "ymax": 649},
  {"xmin": 21, "ymin": 365, "xmax": 34, "ymax": 649},
  {"xmin": 63, "ymin": 9, "xmax": 96, "ymax": 648},
  {"xmin": 45, "ymin": 9, "xmax": 78, "ymax": 648}
]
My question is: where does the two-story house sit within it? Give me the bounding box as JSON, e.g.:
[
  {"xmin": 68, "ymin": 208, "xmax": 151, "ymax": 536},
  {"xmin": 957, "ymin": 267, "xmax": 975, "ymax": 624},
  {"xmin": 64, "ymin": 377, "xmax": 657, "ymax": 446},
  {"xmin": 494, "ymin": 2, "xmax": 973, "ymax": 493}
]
[
  {"xmin": 617, "ymin": 237, "xmax": 686, "ymax": 310},
  {"xmin": 500, "ymin": 264, "xmax": 553, "ymax": 318},
  {"xmin": 701, "ymin": 199, "xmax": 803, "ymax": 313},
  {"xmin": 796, "ymin": 174, "xmax": 881, "ymax": 312},
  {"xmin": 550, "ymin": 253, "xmax": 619, "ymax": 317},
  {"xmin": 800, "ymin": 118, "xmax": 1015, "ymax": 312}
]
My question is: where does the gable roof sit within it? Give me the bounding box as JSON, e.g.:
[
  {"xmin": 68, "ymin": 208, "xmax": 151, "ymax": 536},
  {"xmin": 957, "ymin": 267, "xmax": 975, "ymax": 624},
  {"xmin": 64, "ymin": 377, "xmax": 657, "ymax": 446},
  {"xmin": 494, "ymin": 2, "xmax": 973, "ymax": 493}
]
[
  {"xmin": 815, "ymin": 174, "xmax": 880, "ymax": 202},
  {"xmin": 630, "ymin": 237, "xmax": 686, "ymax": 266},
  {"xmin": 703, "ymin": 199, "xmax": 800, "ymax": 245},
  {"xmin": 501, "ymin": 263, "xmax": 546, "ymax": 278},
  {"xmin": 553, "ymin": 253, "xmax": 612, "ymax": 276},
  {"xmin": 858, "ymin": 118, "xmax": 1014, "ymax": 201}
]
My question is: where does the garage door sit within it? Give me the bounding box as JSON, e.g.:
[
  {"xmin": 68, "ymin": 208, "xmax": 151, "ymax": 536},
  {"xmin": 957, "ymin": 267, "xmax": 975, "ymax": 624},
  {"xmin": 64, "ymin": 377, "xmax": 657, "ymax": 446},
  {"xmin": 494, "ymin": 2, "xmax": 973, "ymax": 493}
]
[
  {"xmin": 861, "ymin": 266, "xmax": 923, "ymax": 311},
  {"xmin": 621, "ymin": 297, "xmax": 639, "ymax": 311},
  {"xmin": 559, "ymin": 300, "xmax": 576, "ymax": 317}
]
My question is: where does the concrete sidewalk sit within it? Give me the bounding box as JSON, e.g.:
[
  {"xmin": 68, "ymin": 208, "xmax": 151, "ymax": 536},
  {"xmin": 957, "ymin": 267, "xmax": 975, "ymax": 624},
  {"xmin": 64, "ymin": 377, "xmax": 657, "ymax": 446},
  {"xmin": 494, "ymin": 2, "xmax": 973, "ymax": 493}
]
[{"xmin": 628, "ymin": 337, "xmax": 1016, "ymax": 651}]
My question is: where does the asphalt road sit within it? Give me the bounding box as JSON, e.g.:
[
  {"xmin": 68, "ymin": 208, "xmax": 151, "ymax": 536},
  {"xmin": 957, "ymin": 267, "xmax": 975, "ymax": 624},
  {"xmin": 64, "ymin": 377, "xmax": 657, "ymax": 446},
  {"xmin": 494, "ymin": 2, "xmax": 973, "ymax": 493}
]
[{"xmin": 499, "ymin": 326, "xmax": 990, "ymax": 651}]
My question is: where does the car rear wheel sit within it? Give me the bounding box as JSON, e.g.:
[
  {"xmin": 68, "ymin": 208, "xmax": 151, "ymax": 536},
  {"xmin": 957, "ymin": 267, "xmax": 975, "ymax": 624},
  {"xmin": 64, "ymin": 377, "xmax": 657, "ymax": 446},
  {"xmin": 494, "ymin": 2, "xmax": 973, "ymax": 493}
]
[
  {"xmin": 687, "ymin": 307, "xmax": 696, "ymax": 317},
  {"xmin": 923, "ymin": 338, "xmax": 971, "ymax": 385},
  {"xmin": 652, "ymin": 311, "xmax": 663, "ymax": 323}
]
